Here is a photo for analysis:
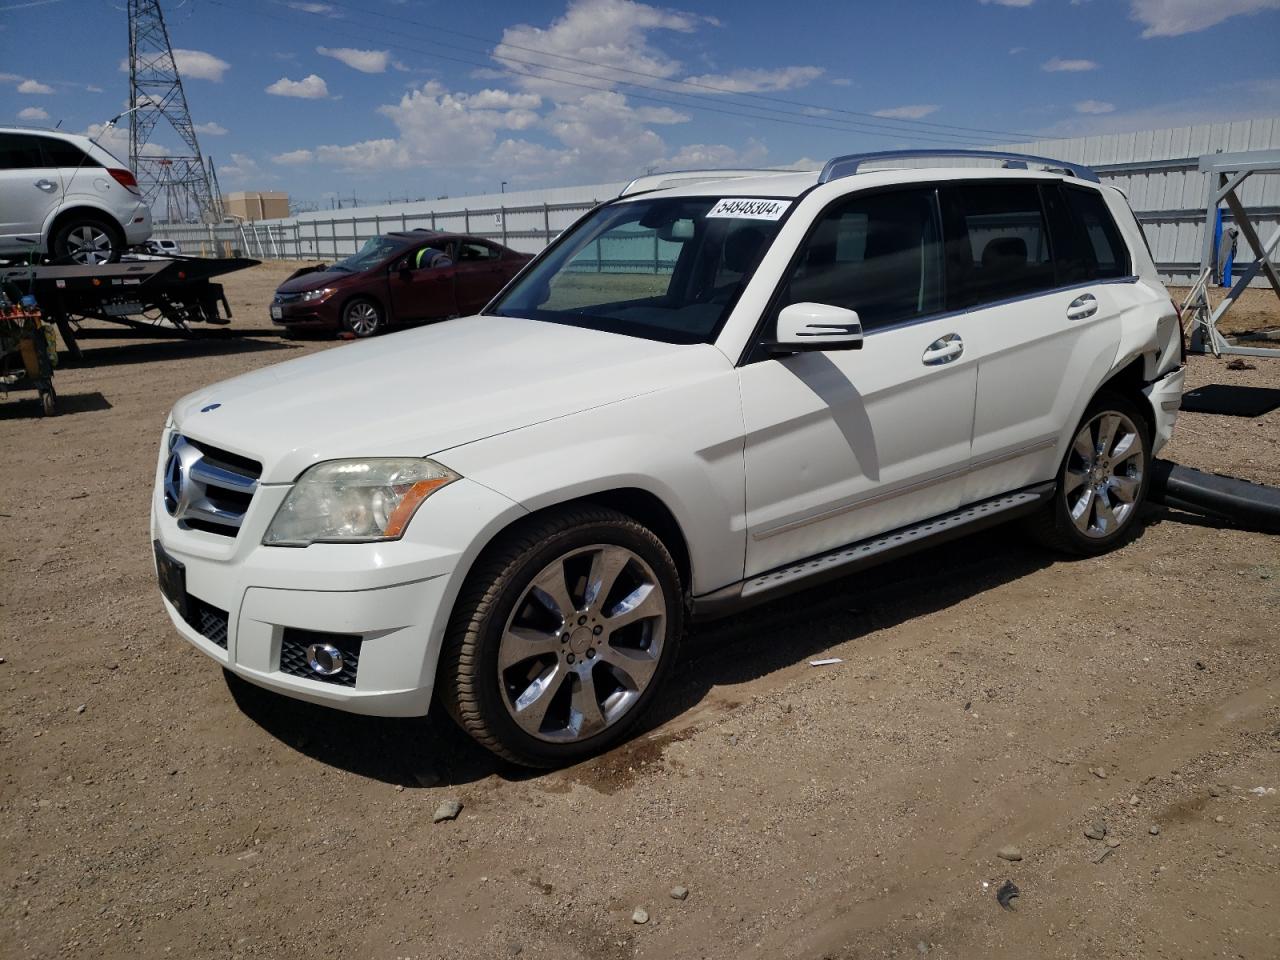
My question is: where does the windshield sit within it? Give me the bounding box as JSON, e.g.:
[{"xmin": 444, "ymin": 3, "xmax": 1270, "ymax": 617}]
[
  {"xmin": 330, "ymin": 236, "xmax": 411, "ymax": 272},
  {"xmin": 487, "ymin": 196, "xmax": 788, "ymax": 344}
]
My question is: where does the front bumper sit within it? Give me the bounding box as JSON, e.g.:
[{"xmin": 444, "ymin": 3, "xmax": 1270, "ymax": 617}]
[
  {"xmin": 152, "ymin": 462, "xmax": 525, "ymax": 717},
  {"xmin": 1143, "ymin": 364, "xmax": 1185, "ymax": 456},
  {"xmin": 270, "ymin": 298, "xmax": 339, "ymax": 329}
]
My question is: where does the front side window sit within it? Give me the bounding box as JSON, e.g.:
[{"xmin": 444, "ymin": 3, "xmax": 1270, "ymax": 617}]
[
  {"xmin": 458, "ymin": 241, "xmax": 500, "ymax": 262},
  {"xmin": 941, "ymin": 183, "xmax": 1055, "ymax": 309},
  {"xmin": 488, "ymin": 196, "xmax": 786, "ymax": 344},
  {"xmin": 772, "ymin": 187, "xmax": 944, "ymax": 333}
]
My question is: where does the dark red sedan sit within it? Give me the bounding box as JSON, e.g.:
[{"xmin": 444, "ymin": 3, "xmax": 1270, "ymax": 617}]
[{"xmin": 270, "ymin": 230, "xmax": 532, "ymax": 337}]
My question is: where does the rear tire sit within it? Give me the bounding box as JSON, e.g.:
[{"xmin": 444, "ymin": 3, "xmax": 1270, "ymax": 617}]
[
  {"xmin": 51, "ymin": 217, "xmax": 123, "ymax": 265},
  {"xmin": 341, "ymin": 298, "xmax": 383, "ymax": 338},
  {"xmin": 438, "ymin": 506, "xmax": 683, "ymax": 768},
  {"xmin": 1026, "ymin": 390, "xmax": 1152, "ymax": 556}
]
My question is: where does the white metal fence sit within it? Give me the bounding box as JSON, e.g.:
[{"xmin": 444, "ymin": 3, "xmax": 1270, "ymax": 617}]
[{"xmin": 152, "ymin": 116, "xmax": 1280, "ymax": 285}]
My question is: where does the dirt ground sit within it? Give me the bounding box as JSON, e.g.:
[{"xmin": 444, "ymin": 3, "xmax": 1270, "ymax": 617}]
[{"xmin": 2, "ymin": 262, "xmax": 1279, "ymax": 960}]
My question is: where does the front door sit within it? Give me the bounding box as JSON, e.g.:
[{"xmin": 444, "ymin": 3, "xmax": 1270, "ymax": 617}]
[
  {"xmin": 740, "ymin": 186, "xmax": 981, "ymax": 577},
  {"xmin": 388, "ymin": 247, "xmax": 457, "ymax": 322},
  {"xmin": 0, "ymin": 132, "xmax": 60, "ymax": 251}
]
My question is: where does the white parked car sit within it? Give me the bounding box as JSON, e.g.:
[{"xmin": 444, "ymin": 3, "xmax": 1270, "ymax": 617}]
[
  {"xmin": 143, "ymin": 238, "xmax": 182, "ymax": 256},
  {"xmin": 152, "ymin": 151, "xmax": 1185, "ymax": 767},
  {"xmin": 0, "ymin": 127, "xmax": 152, "ymax": 264}
]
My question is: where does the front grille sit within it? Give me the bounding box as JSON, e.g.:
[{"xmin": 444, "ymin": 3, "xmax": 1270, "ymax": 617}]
[
  {"xmin": 169, "ymin": 435, "xmax": 262, "ymax": 538},
  {"xmin": 274, "ymin": 292, "xmax": 302, "ymax": 304},
  {"xmin": 184, "ymin": 594, "xmax": 229, "ymax": 649},
  {"xmin": 279, "ymin": 629, "xmax": 362, "ymax": 687}
]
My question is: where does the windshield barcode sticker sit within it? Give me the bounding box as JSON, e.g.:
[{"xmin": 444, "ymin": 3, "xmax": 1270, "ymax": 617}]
[{"xmin": 706, "ymin": 198, "xmax": 790, "ymax": 220}]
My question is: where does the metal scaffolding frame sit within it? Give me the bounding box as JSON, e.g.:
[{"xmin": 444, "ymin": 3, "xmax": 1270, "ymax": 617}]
[{"xmin": 1186, "ymin": 149, "xmax": 1280, "ymax": 358}]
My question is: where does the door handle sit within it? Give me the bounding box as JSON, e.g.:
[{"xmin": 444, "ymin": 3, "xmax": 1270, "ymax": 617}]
[
  {"xmin": 922, "ymin": 333, "xmax": 963, "ymax": 366},
  {"xmin": 1067, "ymin": 293, "xmax": 1098, "ymax": 320},
  {"xmin": 34, "ymin": 179, "xmax": 58, "ymax": 192}
]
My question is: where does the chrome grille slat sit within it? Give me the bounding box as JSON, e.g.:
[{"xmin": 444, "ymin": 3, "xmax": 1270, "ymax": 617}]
[{"xmin": 164, "ymin": 434, "xmax": 262, "ymax": 538}]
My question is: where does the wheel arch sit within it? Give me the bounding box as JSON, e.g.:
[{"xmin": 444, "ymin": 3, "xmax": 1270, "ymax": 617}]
[
  {"xmin": 44, "ymin": 204, "xmax": 125, "ymax": 248},
  {"xmin": 1097, "ymin": 353, "xmax": 1158, "ymax": 435},
  {"xmin": 339, "ymin": 292, "xmax": 386, "ymax": 329}
]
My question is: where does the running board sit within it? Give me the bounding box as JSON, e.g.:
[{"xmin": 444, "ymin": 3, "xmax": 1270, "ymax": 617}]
[{"xmin": 692, "ymin": 484, "xmax": 1053, "ymax": 620}]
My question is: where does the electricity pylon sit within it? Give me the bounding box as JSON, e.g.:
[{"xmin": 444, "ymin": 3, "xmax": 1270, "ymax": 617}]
[{"xmin": 128, "ymin": 0, "xmax": 222, "ymax": 223}]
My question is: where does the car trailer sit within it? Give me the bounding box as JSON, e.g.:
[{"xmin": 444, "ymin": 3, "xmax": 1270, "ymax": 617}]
[
  {"xmin": 0, "ymin": 255, "xmax": 259, "ymax": 361},
  {"xmin": 1184, "ymin": 149, "xmax": 1280, "ymax": 359}
]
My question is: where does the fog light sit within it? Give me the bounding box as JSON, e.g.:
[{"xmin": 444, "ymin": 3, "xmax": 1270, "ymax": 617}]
[{"xmin": 305, "ymin": 642, "xmax": 345, "ymax": 677}]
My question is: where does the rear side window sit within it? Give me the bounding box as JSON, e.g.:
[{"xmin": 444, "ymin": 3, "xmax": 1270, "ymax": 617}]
[
  {"xmin": 0, "ymin": 132, "xmax": 45, "ymax": 170},
  {"xmin": 1062, "ymin": 186, "xmax": 1129, "ymax": 279},
  {"xmin": 37, "ymin": 136, "xmax": 99, "ymax": 168},
  {"xmin": 940, "ymin": 183, "xmax": 1055, "ymax": 309},
  {"xmin": 775, "ymin": 187, "xmax": 944, "ymax": 332}
]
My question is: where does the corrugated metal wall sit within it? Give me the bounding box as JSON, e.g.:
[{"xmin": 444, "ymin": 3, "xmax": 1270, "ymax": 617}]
[
  {"xmin": 1001, "ymin": 116, "xmax": 1280, "ymax": 283},
  {"xmin": 156, "ymin": 116, "xmax": 1280, "ymax": 284}
]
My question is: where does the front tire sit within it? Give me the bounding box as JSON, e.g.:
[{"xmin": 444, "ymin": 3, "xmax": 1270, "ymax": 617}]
[
  {"xmin": 341, "ymin": 298, "xmax": 383, "ymax": 338},
  {"xmin": 1028, "ymin": 390, "xmax": 1152, "ymax": 556},
  {"xmin": 52, "ymin": 218, "xmax": 123, "ymax": 265},
  {"xmin": 439, "ymin": 506, "xmax": 683, "ymax": 768}
]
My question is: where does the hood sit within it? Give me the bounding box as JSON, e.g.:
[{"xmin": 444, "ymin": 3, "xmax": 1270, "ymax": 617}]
[
  {"xmin": 172, "ymin": 315, "xmax": 731, "ymax": 483},
  {"xmin": 276, "ymin": 266, "xmax": 362, "ymax": 294}
]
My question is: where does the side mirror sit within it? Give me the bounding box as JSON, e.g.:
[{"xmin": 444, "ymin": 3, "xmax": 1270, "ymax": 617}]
[
  {"xmin": 395, "ymin": 258, "xmax": 411, "ymax": 276},
  {"xmin": 768, "ymin": 302, "xmax": 864, "ymax": 354}
]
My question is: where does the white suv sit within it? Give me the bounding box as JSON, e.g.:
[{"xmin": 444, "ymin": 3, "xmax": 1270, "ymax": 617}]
[
  {"xmin": 0, "ymin": 127, "xmax": 152, "ymax": 264},
  {"xmin": 152, "ymin": 151, "xmax": 1185, "ymax": 767}
]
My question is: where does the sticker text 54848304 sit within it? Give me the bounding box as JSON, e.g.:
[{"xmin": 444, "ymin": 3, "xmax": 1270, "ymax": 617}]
[{"xmin": 705, "ymin": 198, "xmax": 791, "ymax": 221}]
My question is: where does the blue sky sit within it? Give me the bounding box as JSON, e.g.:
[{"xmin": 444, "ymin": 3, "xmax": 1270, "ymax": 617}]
[{"xmin": 2, "ymin": 0, "xmax": 1279, "ymax": 205}]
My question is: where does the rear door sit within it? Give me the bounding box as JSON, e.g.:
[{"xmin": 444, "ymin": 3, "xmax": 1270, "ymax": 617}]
[
  {"xmin": 0, "ymin": 132, "xmax": 60, "ymax": 252},
  {"xmin": 453, "ymin": 239, "xmax": 508, "ymax": 314},
  {"xmin": 948, "ymin": 181, "xmax": 1131, "ymax": 503}
]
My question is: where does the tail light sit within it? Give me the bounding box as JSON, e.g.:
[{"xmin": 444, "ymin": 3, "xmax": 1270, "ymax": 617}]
[{"xmin": 107, "ymin": 168, "xmax": 141, "ymax": 195}]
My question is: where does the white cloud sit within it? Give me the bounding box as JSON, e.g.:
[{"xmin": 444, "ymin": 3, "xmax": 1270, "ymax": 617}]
[
  {"xmin": 266, "ymin": 74, "xmax": 330, "ymax": 98},
  {"xmin": 683, "ymin": 66, "xmax": 824, "ymax": 94},
  {"xmin": 1130, "ymin": 0, "xmax": 1280, "ymax": 36},
  {"xmin": 172, "ymin": 49, "xmax": 231, "ymax": 82},
  {"xmin": 872, "ymin": 104, "xmax": 940, "ymax": 120},
  {"xmin": 1042, "ymin": 56, "xmax": 1099, "ymax": 71},
  {"xmin": 18, "ymin": 106, "xmax": 49, "ymax": 120},
  {"xmin": 17, "ymin": 79, "xmax": 54, "ymax": 94},
  {"xmin": 316, "ymin": 46, "xmax": 390, "ymax": 74},
  {"xmin": 830, "ymin": 77, "xmax": 853, "ymax": 87},
  {"xmin": 495, "ymin": 0, "xmax": 698, "ymax": 97},
  {"xmin": 980, "ymin": 0, "xmax": 1035, "ymax": 5},
  {"xmin": 1008, "ymin": 46, "xmax": 1027, "ymax": 54},
  {"xmin": 286, "ymin": 1, "xmax": 341, "ymax": 14},
  {"xmin": 1074, "ymin": 99, "xmax": 1115, "ymax": 114},
  {"xmin": 195, "ymin": 121, "xmax": 228, "ymax": 136},
  {"xmin": 219, "ymin": 152, "xmax": 275, "ymax": 185},
  {"xmin": 272, "ymin": 148, "xmax": 314, "ymax": 164}
]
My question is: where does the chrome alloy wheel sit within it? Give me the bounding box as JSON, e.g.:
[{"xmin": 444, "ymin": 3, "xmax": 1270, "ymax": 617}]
[
  {"xmin": 1064, "ymin": 411, "xmax": 1144, "ymax": 538},
  {"xmin": 345, "ymin": 301, "xmax": 379, "ymax": 336},
  {"xmin": 67, "ymin": 225, "xmax": 114, "ymax": 265},
  {"xmin": 497, "ymin": 544, "xmax": 667, "ymax": 743}
]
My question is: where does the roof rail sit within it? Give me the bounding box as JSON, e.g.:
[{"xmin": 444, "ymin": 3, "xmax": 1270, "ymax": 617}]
[
  {"xmin": 620, "ymin": 168, "xmax": 805, "ymax": 197},
  {"xmin": 818, "ymin": 150, "xmax": 1101, "ymax": 184}
]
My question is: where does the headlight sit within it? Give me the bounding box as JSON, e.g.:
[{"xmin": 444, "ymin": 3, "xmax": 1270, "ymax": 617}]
[
  {"xmin": 299, "ymin": 287, "xmax": 334, "ymax": 302},
  {"xmin": 263, "ymin": 458, "xmax": 459, "ymax": 546}
]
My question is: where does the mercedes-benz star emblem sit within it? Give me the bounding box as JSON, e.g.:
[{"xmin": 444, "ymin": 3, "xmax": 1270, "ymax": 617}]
[{"xmin": 163, "ymin": 449, "xmax": 185, "ymax": 516}]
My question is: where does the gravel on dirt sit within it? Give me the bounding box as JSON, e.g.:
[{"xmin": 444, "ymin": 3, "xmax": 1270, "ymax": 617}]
[{"xmin": 1, "ymin": 262, "xmax": 1278, "ymax": 960}]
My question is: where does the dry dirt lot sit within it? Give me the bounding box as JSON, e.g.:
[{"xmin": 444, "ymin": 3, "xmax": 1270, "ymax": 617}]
[{"xmin": 2, "ymin": 262, "xmax": 1279, "ymax": 960}]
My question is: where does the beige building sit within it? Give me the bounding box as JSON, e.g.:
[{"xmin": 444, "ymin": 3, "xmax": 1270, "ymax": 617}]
[{"xmin": 224, "ymin": 191, "xmax": 290, "ymax": 221}]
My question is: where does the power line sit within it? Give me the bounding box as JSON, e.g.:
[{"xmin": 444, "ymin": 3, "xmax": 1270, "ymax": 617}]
[
  {"xmin": 215, "ymin": 0, "xmax": 1007, "ymax": 147},
  {"xmin": 303, "ymin": 0, "xmax": 1041, "ymax": 142}
]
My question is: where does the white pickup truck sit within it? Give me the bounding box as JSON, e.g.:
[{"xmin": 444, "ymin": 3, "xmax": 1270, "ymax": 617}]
[{"xmin": 152, "ymin": 150, "xmax": 1185, "ymax": 767}]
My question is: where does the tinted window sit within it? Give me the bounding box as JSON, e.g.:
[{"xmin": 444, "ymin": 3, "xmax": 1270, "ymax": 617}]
[
  {"xmin": 1063, "ymin": 186, "xmax": 1129, "ymax": 279},
  {"xmin": 37, "ymin": 136, "xmax": 98, "ymax": 168},
  {"xmin": 775, "ymin": 188, "xmax": 943, "ymax": 332},
  {"xmin": 1040, "ymin": 184, "xmax": 1091, "ymax": 285},
  {"xmin": 941, "ymin": 183, "xmax": 1055, "ymax": 308},
  {"xmin": 458, "ymin": 241, "xmax": 500, "ymax": 262},
  {"xmin": 0, "ymin": 133, "xmax": 45, "ymax": 170}
]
